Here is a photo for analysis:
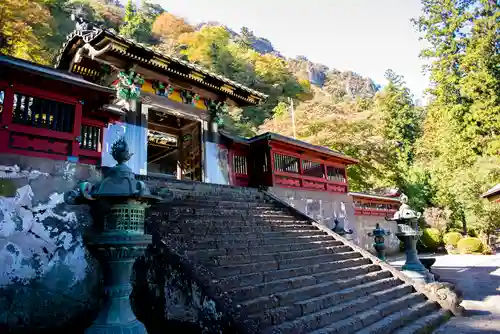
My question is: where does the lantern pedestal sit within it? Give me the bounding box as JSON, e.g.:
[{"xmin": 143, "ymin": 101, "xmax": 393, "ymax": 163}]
[
  {"xmin": 84, "ymin": 232, "xmax": 151, "ymax": 334},
  {"xmin": 396, "ymin": 228, "xmax": 434, "ymax": 285}
]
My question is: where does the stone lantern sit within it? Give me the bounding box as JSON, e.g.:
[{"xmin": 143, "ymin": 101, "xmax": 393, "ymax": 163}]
[
  {"xmin": 385, "ymin": 193, "xmax": 434, "ymax": 284},
  {"xmin": 64, "ymin": 137, "xmax": 160, "ymax": 333},
  {"xmin": 367, "ymin": 223, "xmax": 391, "ymax": 261}
]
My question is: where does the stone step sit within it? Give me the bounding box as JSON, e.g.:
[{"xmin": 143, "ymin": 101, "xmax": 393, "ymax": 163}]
[
  {"xmin": 230, "ymin": 268, "xmax": 390, "ymax": 304},
  {"xmin": 351, "ymin": 298, "xmax": 439, "ymax": 334},
  {"xmin": 167, "ymin": 200, "xmax": 276, "ymax": 208},
  {"xmin": 310, "ymin": 294, "xmax": 433, "ymax": 334},
  {"xmin": 214, "ymin": 251, "xmax": 362, "ymax": 278},
  {"xmin": 171, "ymin": 223, "xmax": 317, "ymax": 236},
  {"xmin": 211, "ymin": 245, "xmax": 353, "ymax": 266},
  {"xmin": 159, "ymin": 181, "xmax": 260, "ymax": 192},
  {"xmin": 176, "ymin": 217, "xmax": 312, "ymax": 226},
  {"xmin": 169, "ymin": 206, "xmax": 290, "ymax": 216},
  {"xmin": 160, "ymin": 189, "xmax": 265, "ymax": 202},
  {"xmin": 240, "ymin": 272, "xmax": 397, "ymax": 316},
  {"xmin": 392, "ymin": 308, "xmax": 451, "ymax": 334},
  {"xmin": 181, "ymin": 234, "xmax": 336, "ymax": 250},
  {"xmin": 296, "ymin": 277, "xmax": 403, "ymax": 316},
  {"xmin": 263, "ymin": 257, "xmax": 373, "ymax": 283},
  {"xmin": 172, "ymin": 230, "xmax": 327, "ymax": 243},
  {"xmin": 215, "ymin": 260, "xmax": 377, "ymax": 290},
  {"xmin": 192, "ymin": 239, "xmax": 346, "ymax": 265},
  {"xmin": 258, "ymin": 281, "xmax": 415, "ymax": 332}
]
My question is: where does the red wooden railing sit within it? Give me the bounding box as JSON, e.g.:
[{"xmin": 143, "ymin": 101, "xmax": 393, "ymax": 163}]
[
  {"xmin": 353, "ymin": 199, "xmax": 398, "ymax": 216},
  {"xmin": 271, "ymin": 150, "xmax": 348, "ymax": 193}
]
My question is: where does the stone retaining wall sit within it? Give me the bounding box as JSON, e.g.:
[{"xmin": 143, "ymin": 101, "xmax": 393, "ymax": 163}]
[
  {"xmin": 0, "ymin": 154, "xmax": 229, "ymax": 333},
  {"xmin": 268, "ymin": 187, "xmax": 400, "ymax": 255}
]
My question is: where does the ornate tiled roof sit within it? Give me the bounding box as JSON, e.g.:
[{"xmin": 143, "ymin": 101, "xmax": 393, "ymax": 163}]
[
  {"xmin": 219, "ymin": 130, "xmax": 358, "ymax": 164},
  {"xmin": 0, "ymin": 54, "xmax": 114, "ymax": 93},
  {"xmin": 55, "ymin": 27, "xmax": 267, "ymax": 105},
  {"xmin": 481, "ymin": 184, "xmax": 500, "ymax": 199}
]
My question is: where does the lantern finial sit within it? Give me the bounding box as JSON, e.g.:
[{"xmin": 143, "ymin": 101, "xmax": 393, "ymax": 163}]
[{"xmin": 111, "ymin": 137, "xmax": 133, "ymax": 165}]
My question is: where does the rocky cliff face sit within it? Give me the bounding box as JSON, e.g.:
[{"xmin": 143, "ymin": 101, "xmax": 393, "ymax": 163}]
[
  {"xmin": 195, "ymin": 23, "xmax": 378, "ymax": 98},
  {"xmin": 288, "ymin": 56, "xmax": 379, "ymax": 97}
]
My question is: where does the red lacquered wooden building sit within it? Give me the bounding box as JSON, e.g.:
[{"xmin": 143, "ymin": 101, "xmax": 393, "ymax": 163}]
[
  {"xmin": 0, "ymin": 55, "xmax": 119, "ymax": 165},
  {"xmin": 220, "ymin": 131, "xmax": 358, "ymax": 194},
  {"xmin": 350, "ymin": 192, "xmax": 400, "ymax": 217}
]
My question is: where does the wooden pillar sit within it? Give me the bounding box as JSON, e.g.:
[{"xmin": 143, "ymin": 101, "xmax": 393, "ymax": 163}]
[
  {"xmin": 323, "ymin": 163, "xmax": 329, "ymax": 191},
  {"xmin": 298, "ymin": 157, "xmax": 303, "ymax": 188},
  {"xmin": 0, "ymin": 85, "xmax": 14, "ymax": 153},
  {"xmin": 269, "ymin": 143, "xmax": 275, "ymax": 186},
  {"xmin": 177, "ymin": 129, "xmax": 184, "ymax": 180},
  {"xmin": 71, "ymin": 101, "xmax": 83, "ymax": 160}
]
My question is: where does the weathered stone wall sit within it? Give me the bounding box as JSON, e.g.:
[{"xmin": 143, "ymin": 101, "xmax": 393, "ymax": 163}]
[
  {"xmin": 0, "ymin": 154, "xmax": 229, "ymax": 333},
  {"xmin": 268, "ymin": 187, "xmax": 357, "ymax": 238},
  {"xmin": 0, "ymin": 154, "xmax": 101, "ymax": 332},
  {"xmin": 268, "ymin": 187, "xmax": 400, "ymax": 255}
]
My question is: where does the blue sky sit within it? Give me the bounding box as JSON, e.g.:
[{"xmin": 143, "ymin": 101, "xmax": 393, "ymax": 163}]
[{"xmin": 156, "ymin": 0, "xmax": 429, "ymax": 99}]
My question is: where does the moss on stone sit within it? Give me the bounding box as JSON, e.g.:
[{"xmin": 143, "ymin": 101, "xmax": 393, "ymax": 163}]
[{"xmin": 0, "ymin": 179, "xmax": 17, "ymax": 197}]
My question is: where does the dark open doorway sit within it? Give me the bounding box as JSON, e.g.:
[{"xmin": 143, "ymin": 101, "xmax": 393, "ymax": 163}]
[{"xmin": 147, "ymin": 109, "xmax": 202, "ymax": 181}]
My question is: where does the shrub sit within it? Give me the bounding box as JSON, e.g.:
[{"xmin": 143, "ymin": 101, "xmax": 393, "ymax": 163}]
[
  {"xmin": 419, "ymin": 228, "xmax": 442, "ymax": 252},
  {"xmin": 482, "ymin": 245, "xmax": 494, "ymax": 255},
  {"xmin": 456, "ymin": 237, "xmax": 483, "ymax": 254},
  {"xmin": 443, "ymin": 232, "xmax": 462, "ymax": 247},
  {"xmin": 467, "ymin": 228, "xmax": 478, "ymax": 237}
]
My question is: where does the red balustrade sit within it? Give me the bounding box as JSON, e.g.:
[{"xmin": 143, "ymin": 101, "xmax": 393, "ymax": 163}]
[
  {"xmin": 353, "ymin": 198, "xmax": 399, "ymax": 217},
  {"xmin": 270, "ymin": 149, "xmax": 348, "ymax": 194}
]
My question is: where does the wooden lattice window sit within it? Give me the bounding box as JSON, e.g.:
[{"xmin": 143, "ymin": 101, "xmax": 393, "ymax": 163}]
[
  {"xmin": 326, "ymin": 166, "xmax": 346, "ymax": 182},
  {"xmin": 0, "ymin": 90, "xmax": 4, "ymax": 113},
  {"xmin": 274, "ymin": 153, "xmax": 300, "ymax": 173},
  {"xmin": 12, "ymin": 93, "xmax": 75, "ymax": 133},
  {"xmin": 80, "ymin": 124, "xmax": 102, "ymax": 152},
  {"xmin": 302, "ymin": 159, "xmax": 325, "ymax": 178},
  {"xmin": 233, "ymin": 154, "xmax": 248, "ymax": 175}
]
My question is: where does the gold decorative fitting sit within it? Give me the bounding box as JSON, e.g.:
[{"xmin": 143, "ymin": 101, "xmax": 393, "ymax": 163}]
[
  {"xmin": 150, "ymin": 57, "xmax": 169, "ymax": 68},
  {"xmin": 221, "ymin": 84, "xmax": 235, "ymax": 93},
  {"xmin": 111, "ymin": 43, "xmax": 127, "ymax": 53},
  {"xmin": 189, "ymin": 72, "xmax": 205, "ymax": 81}
]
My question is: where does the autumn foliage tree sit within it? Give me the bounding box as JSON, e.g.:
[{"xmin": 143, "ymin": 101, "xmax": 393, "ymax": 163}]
[
  {"xmin": 0, "ymin": 0, "xmax": 52, "ymax": 63},
  {"xmin": 152, "ymin": 12, "xmax": 193, "ymax": 41}
]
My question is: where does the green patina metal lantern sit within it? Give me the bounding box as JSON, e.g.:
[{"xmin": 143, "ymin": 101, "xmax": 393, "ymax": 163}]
[
  {"xmin": 385, "ymin": 194, "xmax": 434, "ymax": 284},
  {"xmin": 64, "ymin": 137, "xmax": 159, "ymax": 334},
  {"xmin": 367, "ymin": 223, "xmax": 391, "ymax": 261}
]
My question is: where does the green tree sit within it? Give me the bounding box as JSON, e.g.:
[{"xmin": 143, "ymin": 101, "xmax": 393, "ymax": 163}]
[
  {"xmin": 414, "ymin": 0, "xmax": 500, "ymax": 233},
  {"xmin": 376, "ymin": 69, "xmax": 422, "ymax": 168},
  {"xmin": 120, "ymin": 0, "xmax": 159, "ymax": 43}
]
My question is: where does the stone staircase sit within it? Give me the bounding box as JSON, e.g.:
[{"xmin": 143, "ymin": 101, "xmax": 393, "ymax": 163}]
[{"xmin": 151, "ymin": 181, "xmax": 452, "ymax": 333}]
